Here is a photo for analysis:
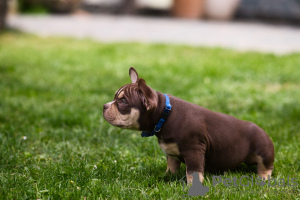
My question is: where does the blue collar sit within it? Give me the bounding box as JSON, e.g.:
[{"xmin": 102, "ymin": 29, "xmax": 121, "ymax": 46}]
[{"xmin": 141, "ymin": 94, "xmax": 172, "ymax": 137}]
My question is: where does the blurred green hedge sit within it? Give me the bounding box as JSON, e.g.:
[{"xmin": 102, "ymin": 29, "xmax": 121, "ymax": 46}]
[{"xmin": 18, "ymin": 0, "xmax": 81, "ymax": 14}]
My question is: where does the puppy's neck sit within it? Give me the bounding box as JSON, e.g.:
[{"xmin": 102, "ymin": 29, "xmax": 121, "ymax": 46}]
[
  {"xmin": 138, "ymin": 92, "xmax": 168, "ymax": 133},
  {"xmin": 150, "ymin": 92, "xmax": 168, "ymax": 131}
]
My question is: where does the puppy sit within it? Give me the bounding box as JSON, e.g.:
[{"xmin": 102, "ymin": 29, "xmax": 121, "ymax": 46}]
[{"xmin": 103, "ymin": 67, "xmax": 274, "ymax": 184}]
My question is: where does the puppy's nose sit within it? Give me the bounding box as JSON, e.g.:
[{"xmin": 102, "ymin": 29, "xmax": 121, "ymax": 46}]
[{"xmin": 103, "ymin": 104, "xmax": 109, "ymax": 112}]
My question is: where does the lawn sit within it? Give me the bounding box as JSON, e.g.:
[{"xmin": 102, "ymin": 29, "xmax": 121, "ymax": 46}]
[{"xmin": 0, "ymin": 32, "xmax": 299, "ymax": 199}]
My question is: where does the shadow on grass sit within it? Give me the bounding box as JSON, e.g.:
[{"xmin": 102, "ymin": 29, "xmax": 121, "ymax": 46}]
[
  {"xmin": 0, "ymin": 27, "xmax": 24, "ymax": 35},
  {"xmin": 144, "ymin": 161, "xmax": 262, "ymax": 185}
]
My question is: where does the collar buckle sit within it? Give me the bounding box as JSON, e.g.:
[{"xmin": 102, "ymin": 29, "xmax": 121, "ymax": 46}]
[{"xmin": 154, "ymin": 126, "xmax": 161, "ymax": 133}]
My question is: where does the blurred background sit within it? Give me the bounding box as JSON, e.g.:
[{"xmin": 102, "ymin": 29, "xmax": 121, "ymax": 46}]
[
  {"xmin": 1, "ymin": 0, "xmax": 300, "ymax": 54},
  {"xmin": 3, "ymin": 0, "xmax": 300, "ymax": 22}
]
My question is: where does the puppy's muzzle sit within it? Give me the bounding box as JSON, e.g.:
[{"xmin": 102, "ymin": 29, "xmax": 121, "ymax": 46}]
[{"xmin": 103, "ymin": 103, "xmax": 109, "ymax": 113}]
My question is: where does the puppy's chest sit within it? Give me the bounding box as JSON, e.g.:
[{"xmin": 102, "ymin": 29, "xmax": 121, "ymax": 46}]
[{"xmin": 158, "ymin": 138, "xmax": 180, "ymax": 156}]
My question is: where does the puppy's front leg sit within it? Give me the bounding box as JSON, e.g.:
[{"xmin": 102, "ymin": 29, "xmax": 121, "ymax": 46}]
[
  {"xmin": 166, "ymin": 156, "xmax": 181, "ymax": 173},
  {"xmin": 184, "ymin": 150, "xmax": 205, "ymax": 184}
]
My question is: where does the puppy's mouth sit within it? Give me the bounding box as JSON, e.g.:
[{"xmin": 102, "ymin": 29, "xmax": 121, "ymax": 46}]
[
  {"xmin": 103, "ymin": 105, "xmax": 140, "ymax": 131},
  {"xmin": 106, "ymin": 120, "xmax": 138, "ymax": 130},
  {"xmin": 115, "ymin": 124, "xmax": 125, "ymax": 128},
  {"xmin": 104, "ymin": 118, "xmax": 125, "ymax": 129}
]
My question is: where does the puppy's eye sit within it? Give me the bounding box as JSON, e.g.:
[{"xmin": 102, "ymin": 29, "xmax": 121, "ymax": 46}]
[{"xmin": 120, "ymin": 98, "xmax": 127, "ymax": 105}]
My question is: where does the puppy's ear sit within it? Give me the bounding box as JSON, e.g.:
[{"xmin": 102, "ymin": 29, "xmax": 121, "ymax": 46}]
[
  {"xmin": 138, "ymin": 79, "xmax": 157, "ymax": 111},
  {"xmin": 129, "ymin": 67, "xmax": 139, "ymax": 83}
]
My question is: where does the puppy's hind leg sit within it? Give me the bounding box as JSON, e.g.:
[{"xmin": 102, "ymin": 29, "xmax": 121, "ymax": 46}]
[
  {"xmin": 257, "ymin": 156, "xmax": 273, "ymax": 180},
  {"xmin": 248, "ymin": 127, "xmax": 275, "ymax": 180},
  {"xmin": 257, "ymin": 136, "xmax": 274, "ymax": 180},
  {"xmin": 245, "ymin": 152, "xmax": 274, "ymax": 180}
]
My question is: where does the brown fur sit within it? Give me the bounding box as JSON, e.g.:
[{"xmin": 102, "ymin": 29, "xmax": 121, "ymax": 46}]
[{"xmin": 103, "ymin": 67, "xmax": 275, "ymax": 183}]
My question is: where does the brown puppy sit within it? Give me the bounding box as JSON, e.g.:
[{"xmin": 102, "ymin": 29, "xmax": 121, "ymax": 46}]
[{"xmin": 103, "ymin": 67, "xmax": 274, "ymax": 184}]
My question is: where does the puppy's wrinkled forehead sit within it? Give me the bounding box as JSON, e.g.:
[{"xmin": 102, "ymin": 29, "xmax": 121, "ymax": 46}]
[{"xmin": 114, "ymin": 83, "xmax": 139, "ymax": 101}]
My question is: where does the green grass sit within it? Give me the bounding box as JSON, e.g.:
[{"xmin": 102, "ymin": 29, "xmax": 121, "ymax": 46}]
[{"xmin": 0, "ymin": 32, "xmax": 299, "ymax": 199}]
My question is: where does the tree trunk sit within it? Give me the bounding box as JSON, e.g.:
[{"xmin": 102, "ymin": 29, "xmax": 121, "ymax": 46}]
[{"xmin": 0, "ymin": 0, "xmax": 8, "ymax": 32}]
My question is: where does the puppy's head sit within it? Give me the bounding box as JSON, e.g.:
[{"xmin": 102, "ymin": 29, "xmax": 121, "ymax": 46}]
[{"xmin": 103, "ymin": 67, "xmax": 158, "ymax": 130}]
